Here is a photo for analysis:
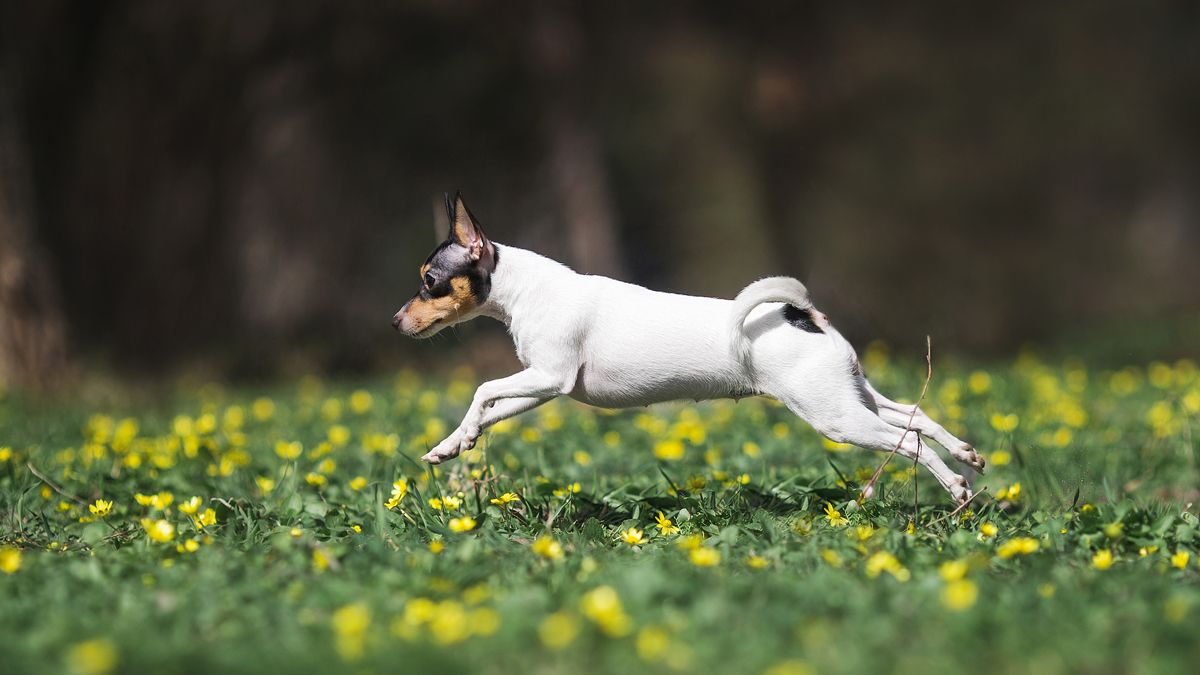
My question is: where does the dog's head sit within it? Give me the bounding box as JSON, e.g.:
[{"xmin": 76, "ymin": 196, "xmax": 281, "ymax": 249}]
[{"xmin": 393, "ymin": 192, "xmax": 497, "ymax": 338}]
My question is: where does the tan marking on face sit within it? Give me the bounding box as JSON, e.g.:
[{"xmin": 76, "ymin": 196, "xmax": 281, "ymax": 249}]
[
  {"xmin": 419, "ymin": 263, "xmax": 431, "ymax": 278},
  {"xmin": 403, "ymin": 277, "xmax": 477, "ymax": 333}
]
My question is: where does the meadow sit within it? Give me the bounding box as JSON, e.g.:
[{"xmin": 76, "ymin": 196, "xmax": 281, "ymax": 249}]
[{"xmin": 1, "ymin": 342, "xmax": 1198, "ymax": 675}]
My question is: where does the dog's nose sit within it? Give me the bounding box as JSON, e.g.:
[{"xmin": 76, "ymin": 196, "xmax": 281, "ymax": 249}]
[{"xmin": 391, "ymin": 312, "xmax": 403, "ymax": 330}]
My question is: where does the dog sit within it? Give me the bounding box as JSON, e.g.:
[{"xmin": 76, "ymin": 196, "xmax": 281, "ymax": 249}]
[{"xmin": 393, "ymin": 193, "xmax": 983, "ymax": 503}]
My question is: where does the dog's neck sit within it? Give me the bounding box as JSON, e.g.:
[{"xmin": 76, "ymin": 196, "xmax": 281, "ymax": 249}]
[{"xmin": 478, "ymin": 244, "xmax": 575, "ymax": 330}]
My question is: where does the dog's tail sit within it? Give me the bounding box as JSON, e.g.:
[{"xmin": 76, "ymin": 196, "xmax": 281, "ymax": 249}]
[{"xmin": 728, "ymin": 276, "xmax": 814, "ymax": 367}]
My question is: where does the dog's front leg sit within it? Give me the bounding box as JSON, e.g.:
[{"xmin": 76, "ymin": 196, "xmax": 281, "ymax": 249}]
[{"xmin": 422, "ymin": 368, "xmax": 572, "ymax": 464}]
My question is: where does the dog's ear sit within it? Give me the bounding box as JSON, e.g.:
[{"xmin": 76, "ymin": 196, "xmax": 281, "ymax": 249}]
[{"xmin": 447, "ymin": 192, "xmax": 493, "ymax": 266}]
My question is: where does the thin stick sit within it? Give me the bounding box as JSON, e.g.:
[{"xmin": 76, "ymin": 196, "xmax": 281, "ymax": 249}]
[
  {"xmin": 912, "ymin": 436, "xmax": 921, "ymax": 528},
  {"xmin": 27, "ymin": 463, "xmax": 87, "ymax": 505},
  {"xmin": 924, "ymin": 486, "xmax": 987, "ymax": 529},
  {"xmin": 857, "ymin": 336, "xmax": 933, "ymax": 506}
]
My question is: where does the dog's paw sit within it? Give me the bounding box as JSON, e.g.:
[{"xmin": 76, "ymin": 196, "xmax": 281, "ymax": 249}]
[
  {"xmin": 951, "ymin": 444, "xmax": 985, "ymax": 474},
  {"xmin": 949, "ymin": 475, "xmax": 973, "ymax": 505},
  {"xmin": 421, "ymin": 433, "xmax": 466, "ymax": 464}
]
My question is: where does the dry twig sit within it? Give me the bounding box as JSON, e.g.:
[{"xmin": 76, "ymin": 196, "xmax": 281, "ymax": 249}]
[
  {"xmin": 27, "ymin": 462, "xmax": 87, "ymax": 505},
  {"xmin": 857, "ymin": 336, "xmax": 934, "ymax": 508}
]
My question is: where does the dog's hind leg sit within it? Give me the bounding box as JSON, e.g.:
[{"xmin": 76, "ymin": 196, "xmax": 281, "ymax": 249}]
[
  {"xmin": 777, "ymin": 390, "xmax": 973, "ymax": 504},
  {"xmin": 860, "ymin": 379, "xmax": 985, "ymax": 474}
]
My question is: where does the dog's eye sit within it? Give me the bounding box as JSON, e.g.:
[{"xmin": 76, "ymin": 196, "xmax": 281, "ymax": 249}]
[{"xmin": 424, "ymin": 272, "xmax": 435, "ymax": 289}]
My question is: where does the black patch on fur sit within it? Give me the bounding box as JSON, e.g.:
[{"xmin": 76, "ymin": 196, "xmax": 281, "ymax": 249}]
[
  {"xmin": 413, "ymin": 195, "xmax": 499, "ymax": 305},
  {"xmin": 782, "ymin": 304, "xmax": 823, "ymax": 334}
]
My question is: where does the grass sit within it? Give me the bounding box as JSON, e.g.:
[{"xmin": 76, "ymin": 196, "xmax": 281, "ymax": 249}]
[{"xmin": 1, "ymin": 344, "xmax": 1199, "ymax": 675}]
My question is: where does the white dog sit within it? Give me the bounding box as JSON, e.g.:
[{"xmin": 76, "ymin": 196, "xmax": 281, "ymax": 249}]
[{"xmin": 393, "ymin": 193, "xmax": 983, "ymax": 503}]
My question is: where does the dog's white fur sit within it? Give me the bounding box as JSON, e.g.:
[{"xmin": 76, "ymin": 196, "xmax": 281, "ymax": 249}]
[{"xmin": 417, "ymin": 243, "xmax": 982, "ymax": 503}]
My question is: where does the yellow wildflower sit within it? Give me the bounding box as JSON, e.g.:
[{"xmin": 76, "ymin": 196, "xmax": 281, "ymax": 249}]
[
  {"xmin": 331, "ymin": 602, "xmax": 371, "ymax": 661},
  {"xmin": 676, "ymin": 534, "xmax": 704, "ymax": 550},
  {"xmin": 636, "ymin": 625, "xmax": 671, "ymax": 662},
  {"xmin": 1171, "ymin": 550, "xmax": 1190, "ymax": 569},
  {"xmin": 275, "ymin": 441, "xmax": 302, "ymax": 460},
  {"xmin": 532, "ymin": 535, "xmax": 564, "ymax": 560},
  {"xmin": 689, "ymin": 547, "xmax": 721, "ymax": 567},
  {"xmin": 89, "ymin": 500, "xmax": 112, "ymax": 518},
  {"xmin": 251, "ymin": 397, "xmax": 275, "ymax": 421},
  {"xmin": 385, "ymin": 479, "xmax": 408, "ymax": 509},
  {"xmin": 305, "ymin": 473, "xmax": 326, "ymax": 486},
  {"xmin": 448, "ymin": 517, "xmax": 476, "ymax": 532},
  {"xmin": 490, "ymin": 492, "xmax": 519, "ymax": 505},
  {"xmin": 1092, "ymin": 549, "xmax": 1113, "ymax": 570},
  {"xmin": 742, "ymin": 442, "xmax": 761, "ymax": 457},
  {"xmin": 990, "ymin": 450, "xmax": 1011, "ymax": 466},
  {"xmin": 1038, "ymin": 583, "xmax": 1056, "ymax": 598},
  {"xmin": 179, "ymin": 497, "xmax": 202, "ymax": 515},
  {"xmin": 654, "ymin": 511, "xmax": 680, "ymax": 535},
  {"xmin": 1104, "ymin": 522, "xmax": 1124, "ymax": 539},
  {"xmin": 685, "ymin": 475, "xmax": 708, "ymax": 491},
  {"xmin": 820, "ymin": 549, "xmax": 843, "ymax": 568},
  {"xmin": 580, "ymin": 585, "xmax": 633, "ymax": 636},
  {"xmin": 142, "ymin": 519, "xmax": 175, "ymax": 543},
  {"xmin": 196, "ymin": 509, "xmax": 216, "ymax": 528},
  {"xmin": 1140, "ymin": 545, "xmax": 1159, "ymax": 557},
  {"xmin": 996, "ymin": 537, "xmax": 1039, "ymax": 558},
  {"xmin": 938, "ymin": 560, "xmax": 968, "ymax": 582},
  {"xmin": 349, "ymin": 390, "xmax": 373, "ymax": 414},
  {"xmin": 654, "ymin": 440, "xmax": 685, "ymax": 461},
  {"xmin": 980, "ymin": 523, "xmax": 998, "ymax": 538},
  {"xmin": 792, "ymin": 519, "xmax": 813, "ymax": 536},
  {"xmin": 823, "ymin": 503, "xmax": 848, "ymax": 527},
  {"xmin": 747, "ymin": 555, "xmax": 770, "ymax": 569},
  {"xmin": 66, "ymin": 638, "xmax": 118, "ymax": 675},
  {"xmin": 620, "ymin": 527, "xmax": 648, "ymax": 546},
  {"xmin": 349, "ymin": 476, "xmax": 367, "ymax": 491},
  {"xmin": 853, "ymin": 525, "xmax": 876, "ymax": 541},
  {"xmin": 865, "ymin": 551, "xmax": 910, "ymax": 581},
  {"xmin": 0, "ymin": 447, "xmax": 11, "ymax": 462},
  {"xmin": 539, "ymin": 612, "xmax": 579, "ymax": 650},
  {"xmin": 429, "ymin": 541, "xmax": 444, "ymax": 554},
  {"xmin": 255, "ymin": 476, "xmax": 275, "ymax": 494},
  {"xmin": 328, "ymin": 425, "xmax": 351, "ymax": 447},
  {"xmin": 967, "ymin": 370, "xmax": 991, "ymax": 394},
  {"xmin": 763, "ymin": 660, "xmax": 816, "ymax": 675},
  {"xmin": 941, "ymin": 579, "xmax": 978, "ymax": 611},
  {"xmin": 574, "ymin": 450, "xmax": 592, "ymax": 466},
  {"xmin": 0, "ymin": 547, "xmax": 21, "ymax": 574}
]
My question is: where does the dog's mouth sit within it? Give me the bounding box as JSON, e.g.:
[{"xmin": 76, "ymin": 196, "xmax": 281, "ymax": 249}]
[{"xmin": 412, "ymin": 319, "xmax": 443, "ymax": 339}]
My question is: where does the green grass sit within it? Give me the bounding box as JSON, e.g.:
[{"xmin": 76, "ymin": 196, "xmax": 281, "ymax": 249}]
[{"xmin": 2, "ymin": 347, "xmax": 1199, "ymax": 675}]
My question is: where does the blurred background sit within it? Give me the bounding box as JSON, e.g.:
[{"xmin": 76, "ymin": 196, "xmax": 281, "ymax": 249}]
[{"xmin": 1, "ymin": 0, "xmax": 1199, "ymax": 392}]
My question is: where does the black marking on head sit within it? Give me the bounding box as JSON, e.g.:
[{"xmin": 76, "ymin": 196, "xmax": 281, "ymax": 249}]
[
  {"xmin": 782, "ymin": 304, "xmax": 824, "ymax": 334},
  {"xmin": 410, "ymin": 192, "xmax": 500, "ymax": 309}
]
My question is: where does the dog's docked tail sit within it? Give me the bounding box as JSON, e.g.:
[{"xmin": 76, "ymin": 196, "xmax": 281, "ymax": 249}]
[{"xmin": 728, "ymin": 277, "xmax": 815, "ymax": 367}]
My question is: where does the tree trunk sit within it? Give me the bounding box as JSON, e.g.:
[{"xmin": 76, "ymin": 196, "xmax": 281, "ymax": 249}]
[{"xmin": 0, "ymin": 75, "xmax": 69, "ymax": 392}]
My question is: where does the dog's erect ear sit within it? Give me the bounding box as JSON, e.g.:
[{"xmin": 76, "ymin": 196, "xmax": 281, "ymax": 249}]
[{"xmin": 447, "ymin": 192, "xmax": 493, "ymax": 267}]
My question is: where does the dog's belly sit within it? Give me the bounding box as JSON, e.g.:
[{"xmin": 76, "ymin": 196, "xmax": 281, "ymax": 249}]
[{"xmin": 567, "ymin": 361, "xmax": 756, "ymax": 409}]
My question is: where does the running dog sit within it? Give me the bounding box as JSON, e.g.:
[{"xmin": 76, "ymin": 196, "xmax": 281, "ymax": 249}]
[{"xmin": 393, "ymin": 193, "xmax": 983, "ymax": 503}]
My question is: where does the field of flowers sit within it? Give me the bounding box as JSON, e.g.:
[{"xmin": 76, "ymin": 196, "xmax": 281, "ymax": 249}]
[{"xmin": 2, "ymin": 343, "xmax": 1199, "ymax": 675}]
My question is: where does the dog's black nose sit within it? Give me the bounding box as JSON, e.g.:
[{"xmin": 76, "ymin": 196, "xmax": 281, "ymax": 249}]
[{"xmin": 391, "ymin": 313, "xmax": 402, "ymax": 330}]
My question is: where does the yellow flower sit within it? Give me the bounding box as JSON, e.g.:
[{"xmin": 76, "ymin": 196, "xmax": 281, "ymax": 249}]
[
  {"xmin": 1171, "ymin": 550, "xmax": 1190, "ymax": 569},
  {"xmin": 178, "ymin": 497, "xmax": 202, "ymax": 515},
  {"xmin": 66, "ymin": 638, "xmax": 118, "ymax": 675},
  {"xmin": 685, "ymin": 475, "xmax": 708, "ymax": 491},
  {"xmin": 980, "ymin": 522, "xmax": 999, "ymax": 538},
  {"xmin": 89, "ymin": 500, "xmax": 112, "ymax": 518},
  {"xmin": 1038, "ymin": 583, "xmax": 1056, "ymax": 598},
  {"xmin": 654, "ymin": 511, "xmax": 680, "ymax": 536},
  {"xmin": 385, "ymin": 479, "xmax": 408, "ymax": 509},
  {"xmin": 865, "ymin": 551, "xmax": 910, "ymax": 582},
  {"xmin": 941, "ymin": 579, "xmax": 978, "ymax": 611},
  {"xmin": 305, "ymin": 473, "xmax": 326, "ymax": 486},
  {"xmin": 689, "ymin": 547, "xmax": 721, "ymax": 567},
  {"xmin": 0, "ymin": 547, "xmax": 21, "ymax": 574},
  {"xmin": 349, "ymin": 390, "xmax": 373, "ymax": 414},
  {"xmin": 429, "ymin": 541, "xmax": 444, "ymax": 553},
  {"xmin": 939, "ymin": 560, "xmax": 968, "ymax": 582},
  {"xmin": 313, "ymin": 548, "xmax": 335, "ymax": 572},
  {"xmin": 196, "ymin": 508, "xmax": 216, "ymax": 528},
  {"xmin": 996, "ymin": 482, "xmax": 1021, "ymax": 501},
  {"xmin": 275, "ymin": 441, "xmax": 302, "ymax": 460},
  {"xmin": 448, "ymin": 517, "xmax": 476, "ymax": 532},
  {"xmin": 990, "ymin": 450, "xmax": 1011, "ymax": 466},
  {"xmin": 636, "ymin": 625, "xmax": 672, "ymax": 662},
  {"xmin": 539, "ymin": 612, "xmax": 579, "ymax": 650},
  {"xmin": 968, "ymin": 370, "xmax": 992, "ymax": 394},
  {"xmin": 654, "ymin": 440, "xmax": 685, "ymax": 461},
  {"xmin": 819, "ymin": 549, "xmax": 843, "ymax": 568},
  {"xmin": 580, "ymin": 585, "xmax": 632, "ymax": 636},
  {"xmin": 1104, "ymin": 522, "xmax": 1124, "ymax": 539},
  {"xmin": 490, "ymin": 492, "xmax": 519, "ymax": 505},
  {"xmin": 742, "ymin": 442, "xmax": 761, "ymax": 458},
  {"xmin": 853, "ymin": 525, "xmax": 875, "ymax": 541},
  {"xmin": 620, "ymin": 527, "xmax": 648, "ymax": 546},
  {"xmin": 1092, "ymin": 549, "xmax": 1114, "ymax": 570},
  {"xmin": 142, "ymin": 519, "xmax": 175, "ymax": 543},
  {"xmin": 531, "ymin": 535, "xmax": 564, "ymax": 560},
  {"xmin": 255, "ymin": 476, "xmax": 275, "ymax": 494},
  {"xmin": 823, "ymin": 503, "xmax": 848, "ymax": 527},
  {"xmin": 251, "ymin": 397, "xmax": 275, "ymax": 421},
  {"xmin": 747, "ymin": 555, "xmax": 770, "ymax": 569},
  {"xmin": 676, "ymin": 534, "xmax": 704, "ymax": 550},
  {"xmin": 990, "ymin": 413, "xmax": 1019, "ymax": 432},
  {"xmin": 574, "ymin": 450, "xmax": 592, "ymax": 466},
  {"xmin": 1140, "ymin": 545, "xmax": 1159, "ymax": 557},
  {"xmin": 996, "ymin": 537, "xmax": 1039, "ymax": 558},
  {"xmin": 792, "ymin": 519, "xmax": 813, "ymax": 536},
  {"xmin": 349, "ymin": 476, "xmax": 367, "ymax": 491},
  {"xmin": 0, "ymin": 447, "xmax": 11, "ymax": 462},
  {"xmin": 327, "ymin": 425, "xmax": 351, "ymax": 447},
  {"xmin": 331, "ymin": 602, "xmax": 371, "ymax": 661}
]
